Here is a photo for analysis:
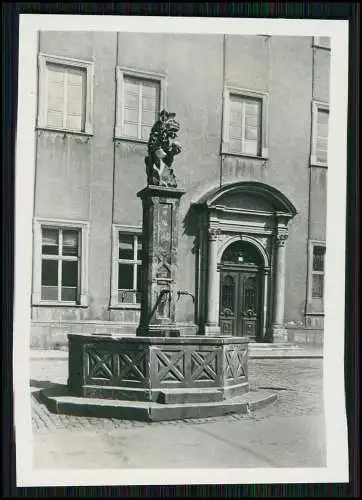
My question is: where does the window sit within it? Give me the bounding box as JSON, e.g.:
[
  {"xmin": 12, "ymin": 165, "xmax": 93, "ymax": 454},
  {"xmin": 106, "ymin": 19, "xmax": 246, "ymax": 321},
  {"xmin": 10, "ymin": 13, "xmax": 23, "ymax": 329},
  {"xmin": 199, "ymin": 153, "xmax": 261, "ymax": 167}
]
[
  {"xmin": 307, "ymin": 241, "xmax": 326, "ymax": 307},
  {"xmin": 32, "ymin": 219, "xmax": 89, "ymax": 306},
  {"xmin": 110, "ymin": 225, "xmax": 143, "ymax": 308},
  {"xmin": 38, "ymin": 53, "xmax": 94, "ymax": 134},
  {"xmin": 311, "ymin": 101, "xmax": 329, "ymax": 166},
  {"xmin": 222, "ymin": 87, "xmax": 268, "ymax": 158},
  {"xmin": 115, "ymin": 67, "xmax": 166, "ymax": 141},
  {"xmin": 41, "ymin": 227, "xmax": 79, "ymax": 302},
  {"xmin": 311, "ymin": 246, "xmax": 326, "ymax": 299}
]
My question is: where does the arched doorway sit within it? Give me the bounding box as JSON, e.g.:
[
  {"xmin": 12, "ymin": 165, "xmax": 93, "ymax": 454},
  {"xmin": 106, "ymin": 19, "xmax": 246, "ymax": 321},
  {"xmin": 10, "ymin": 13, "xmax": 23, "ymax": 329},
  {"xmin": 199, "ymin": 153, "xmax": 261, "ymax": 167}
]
[
  {"xmin": 192, "ymin": 181, "xmax": 297, "ymax": 341},
  {"xmin": 219, "ymin": 240, "xmax": 265, "ymax": 340}
]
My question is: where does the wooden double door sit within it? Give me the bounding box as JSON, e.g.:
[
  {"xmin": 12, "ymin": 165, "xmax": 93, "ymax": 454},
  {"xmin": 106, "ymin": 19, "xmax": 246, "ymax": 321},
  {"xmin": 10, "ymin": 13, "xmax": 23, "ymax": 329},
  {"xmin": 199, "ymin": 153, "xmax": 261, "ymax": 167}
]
[{"xmin": 219, "ymin": 266, "xmax": 262, "ymax": 339}]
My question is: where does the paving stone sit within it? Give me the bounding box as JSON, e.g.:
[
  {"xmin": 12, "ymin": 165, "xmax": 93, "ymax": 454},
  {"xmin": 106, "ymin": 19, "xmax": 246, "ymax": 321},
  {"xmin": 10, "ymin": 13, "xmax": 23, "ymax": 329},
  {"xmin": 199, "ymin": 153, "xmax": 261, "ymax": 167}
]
[{"xmin": 30, "ymin": 357, "xmax": 323, "ymax": 432}]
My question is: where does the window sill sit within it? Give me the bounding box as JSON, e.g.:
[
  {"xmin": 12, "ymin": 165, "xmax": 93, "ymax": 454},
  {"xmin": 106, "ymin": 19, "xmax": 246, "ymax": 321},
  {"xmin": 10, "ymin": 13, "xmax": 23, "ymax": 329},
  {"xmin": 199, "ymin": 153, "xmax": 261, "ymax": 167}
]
[
  {"xmin": 109, "ymin": 304, "xmax": 141, "ymax": 310},
  {"xmin": 37, "ymin": 127, "xmax": 93, "ymax": 138},
  {"xmin": 221, "ymin": 151, "xmax": 269, "ymax": 162},
  {"xmin": 114, "ymin": 136, "xmax": 148, "ymax": 145},
  {"xmin": 310, "ymin": 162, "xmax": 328, "ymax": 169},
  {"xmin": 33, "ymin": 302, "xmax": 88, "ymax": 308},
  {"xmin": 312, "ymin": 44, "xmax": 331, "ymax": 51}
]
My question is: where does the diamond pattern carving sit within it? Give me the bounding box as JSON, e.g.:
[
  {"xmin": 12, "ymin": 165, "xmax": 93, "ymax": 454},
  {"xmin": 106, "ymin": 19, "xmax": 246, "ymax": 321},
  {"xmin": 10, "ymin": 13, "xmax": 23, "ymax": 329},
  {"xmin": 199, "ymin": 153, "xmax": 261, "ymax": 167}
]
[
  {"xmin": 156, "ymin": 350, "xmax": 185, "ymax": 382},
  {"xmin": 88, "ymin": 349, "xmax": 114, "ymax": 380},
  {"xmin": 224, "ymin": 347, "xmax": 246, "ymax": 380},
  {"xmin": 119, "ymin": 351, "xmax": 146, "ymax": 382},
  {"xmin": 191, "ymin": 351, "xmax": 217, "ymax": 381}
]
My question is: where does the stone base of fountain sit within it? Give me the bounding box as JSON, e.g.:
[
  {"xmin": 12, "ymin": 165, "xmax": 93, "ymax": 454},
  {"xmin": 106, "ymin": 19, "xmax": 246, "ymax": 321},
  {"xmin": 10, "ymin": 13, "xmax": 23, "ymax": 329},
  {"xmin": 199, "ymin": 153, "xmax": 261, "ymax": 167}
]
[{"xmin": 39, "ymin": 333, "xmax": 277, "ymax": 422}]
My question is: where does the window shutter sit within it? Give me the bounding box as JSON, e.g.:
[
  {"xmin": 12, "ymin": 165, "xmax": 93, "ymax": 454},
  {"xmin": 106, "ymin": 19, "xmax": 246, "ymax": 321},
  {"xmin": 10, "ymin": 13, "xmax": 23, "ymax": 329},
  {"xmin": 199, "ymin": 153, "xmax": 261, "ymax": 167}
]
[
  {"xmin": 316, "ymin": 109, "xmax": 329, "ymax": 163},
  {"xmin": 65, "ymin": 66, "xmax": 86, "ymax": 131},
  {"xmin": 229, "ymin": 94, "xmax": 261, "ymax": 156},
  {"xmin": 122, "ymin": 76, "xmax": 161, "ymax": 140},
  {"xmin": 229, "ymin": 95, "xmax": 243, "ymax": 153},
  {"xmin": 123, "ymin": 76, "xmax": 140, "ymax": 138},
  {"xmin": 141, "ymin": 80, "xmax": 160, "ymax": 140},
  {"xmin": 46, "ymin": 63, "xmax": 65, "ymax": 129},
  {"xmin": 243, "ymin": 99, "xmax": 261, "ymax": 155}
]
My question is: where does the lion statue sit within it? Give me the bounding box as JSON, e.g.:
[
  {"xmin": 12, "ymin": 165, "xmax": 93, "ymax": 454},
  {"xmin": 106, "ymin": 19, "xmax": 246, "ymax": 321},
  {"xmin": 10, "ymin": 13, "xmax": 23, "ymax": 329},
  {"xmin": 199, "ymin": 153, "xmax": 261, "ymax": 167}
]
[{"xmin": 145, "ymin": 110, "xmax": 182, "ymax": 187}]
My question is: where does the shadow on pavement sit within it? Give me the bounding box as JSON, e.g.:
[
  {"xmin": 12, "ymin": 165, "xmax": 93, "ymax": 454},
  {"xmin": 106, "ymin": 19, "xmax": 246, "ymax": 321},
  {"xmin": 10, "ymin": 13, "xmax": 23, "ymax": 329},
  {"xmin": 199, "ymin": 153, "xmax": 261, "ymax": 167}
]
[
  {"xmin": 30, "ymin": 379, "xmax": 67, "ymax": 406},
  {"xmin": 30, "ymin": 379, "xmax": 65, "ymax": 390}
]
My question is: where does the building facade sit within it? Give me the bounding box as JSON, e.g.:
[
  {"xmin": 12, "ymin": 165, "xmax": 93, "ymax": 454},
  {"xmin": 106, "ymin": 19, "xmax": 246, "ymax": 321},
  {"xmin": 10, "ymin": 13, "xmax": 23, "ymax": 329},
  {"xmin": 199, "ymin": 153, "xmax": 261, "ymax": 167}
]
[{"xmin": 31, "ymin": 32, "xmax": 330, "ymax": 349}]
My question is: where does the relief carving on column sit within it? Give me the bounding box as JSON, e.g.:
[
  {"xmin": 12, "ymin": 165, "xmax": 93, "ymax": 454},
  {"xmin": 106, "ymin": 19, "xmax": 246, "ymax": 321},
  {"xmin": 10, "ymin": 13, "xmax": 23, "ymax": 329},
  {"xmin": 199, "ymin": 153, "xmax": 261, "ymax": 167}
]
[
  {"xmin": 208, "ymin": 227, "xmax": 222, "ymax": 241},
  {"xmin": 276, "ymin": 232, "xmax": 288, "ymax": 247}
]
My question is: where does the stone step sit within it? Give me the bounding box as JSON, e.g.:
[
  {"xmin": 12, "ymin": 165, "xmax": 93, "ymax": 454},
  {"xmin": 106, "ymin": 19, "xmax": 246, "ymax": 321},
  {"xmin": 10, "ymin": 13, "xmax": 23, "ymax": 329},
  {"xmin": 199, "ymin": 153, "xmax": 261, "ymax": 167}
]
[
  {"xmin": 248, "ymin": 343, "xmax": 303, "ymax": 349},
  {"xmin": 40, "ymin": 385, "xmax": 277, "ymax": 422},
  {"xmin": 77, "ymin": 382, "xmax": 249, "ymax": 405}
]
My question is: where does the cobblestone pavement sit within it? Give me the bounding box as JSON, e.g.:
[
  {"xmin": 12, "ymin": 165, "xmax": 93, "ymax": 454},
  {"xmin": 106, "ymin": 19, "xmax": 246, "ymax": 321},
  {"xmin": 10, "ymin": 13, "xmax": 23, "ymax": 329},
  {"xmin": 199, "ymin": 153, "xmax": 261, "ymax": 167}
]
[
  {"xmin": 30, "ymin": 358, "xmax": 324, "ymax": 432},
  {"xmin": 30, "ymin": 357, "xmax": 325, "ymax": 469}
]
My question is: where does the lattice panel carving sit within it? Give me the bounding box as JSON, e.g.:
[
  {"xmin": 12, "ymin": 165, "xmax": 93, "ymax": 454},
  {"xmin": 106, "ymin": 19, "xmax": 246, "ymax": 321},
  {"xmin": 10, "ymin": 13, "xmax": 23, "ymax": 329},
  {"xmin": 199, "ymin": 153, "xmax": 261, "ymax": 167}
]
[
  {"xmin": 224, "ymin": 346, "xmax": 247, "ymax": 380},
  {"xmin": 156, "ymin": 350, "xmax": 185, "ymax": 382},
  {"xmin": 191, "ymin": 351, "xmax": 217, "ymax": 381},
  {"xmin": 87, "ymin": 349, "xmax": 115, "ymax": 380},
  {"xmin": 118, "ymin": 351, "xmax": 147, "ymax": 382}
]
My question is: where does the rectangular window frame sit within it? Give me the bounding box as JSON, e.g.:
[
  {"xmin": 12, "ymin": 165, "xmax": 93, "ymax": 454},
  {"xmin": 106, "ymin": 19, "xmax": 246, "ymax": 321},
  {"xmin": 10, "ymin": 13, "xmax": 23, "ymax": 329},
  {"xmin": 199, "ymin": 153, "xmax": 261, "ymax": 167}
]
[
  {"xmin": 307, "ymin": 240, "xmax": 326, "ymax": 309},
  {"xmin": 221, "ymin": 86, "xmax": 269, "ymax": 159},
  {"xmin": 110, "ymin": 224, "xmax": 143, "ymax": 309},
  {"xmin": 32, "ymin": 218, "xmax": 89, "ymax": 307},
  {"xmin": 310, "ymin": 100, "xmax": 329, "ymax": 168},
  {"xmin": 37, "ymin": 53, "xmax": 94, "ymax": 135},
  {"xmin": 115, "ymin": 66, "xmax": 167, "ymax": 143}
]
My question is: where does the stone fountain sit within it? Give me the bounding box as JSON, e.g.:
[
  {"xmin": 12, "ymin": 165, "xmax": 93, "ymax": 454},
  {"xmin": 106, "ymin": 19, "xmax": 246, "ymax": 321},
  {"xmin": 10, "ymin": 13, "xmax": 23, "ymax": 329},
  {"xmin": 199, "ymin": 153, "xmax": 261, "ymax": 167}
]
[{"xmin": 40, "ymin": 110, "xmax": 277, "ymax": 421}]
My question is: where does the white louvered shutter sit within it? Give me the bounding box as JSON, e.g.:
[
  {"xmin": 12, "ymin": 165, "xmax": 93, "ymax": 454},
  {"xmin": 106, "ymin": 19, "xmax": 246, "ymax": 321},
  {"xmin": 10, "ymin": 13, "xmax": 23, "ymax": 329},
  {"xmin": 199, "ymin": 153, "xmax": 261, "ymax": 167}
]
[
  {"xmin": 229, "ymin": 95, "xmax": 261, "ymax": 156},
  {"xmin": 229, "ymin": 95, "xmax": 243, "ymax": 153},
  {"xmin": 316, "ymin": 109, "xmax": 329, "ymax": 164},
  {"xmin": 65, "ymin": 67, "xmax": 86, "ymax": 132},
  {"xmin": 46, "ymin": 63, "xmax": 65, "ymax": 129},
  {"xmin": 140, "ymin": 80, "xmax": 160, "ymax": 141},
  {"xmin": 123, "ymin": 76, "xmax": 160, "ymax": 139},
  {"xmin": 243, "ymin": 99, "xmax": 261, "ymax": 156},
  {"xmin": 123, "ymin": 76, "xmax": 141, "ymax": 138}
]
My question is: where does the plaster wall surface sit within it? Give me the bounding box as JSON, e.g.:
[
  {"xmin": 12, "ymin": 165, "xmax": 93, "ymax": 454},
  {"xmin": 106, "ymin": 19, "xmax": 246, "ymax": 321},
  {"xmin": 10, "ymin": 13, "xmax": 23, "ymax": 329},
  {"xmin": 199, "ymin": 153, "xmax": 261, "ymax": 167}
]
[{"xmin": 32, "ymin": 33, "xmax": 329, "ymax": 346}]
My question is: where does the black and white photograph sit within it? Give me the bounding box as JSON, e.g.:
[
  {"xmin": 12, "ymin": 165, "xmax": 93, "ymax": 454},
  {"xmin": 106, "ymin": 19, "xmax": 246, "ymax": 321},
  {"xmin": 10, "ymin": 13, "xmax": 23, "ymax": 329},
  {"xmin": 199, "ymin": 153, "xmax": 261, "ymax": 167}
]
[{"xmin": 13, "ymin": 15, "xmax": 349, "ymax": 487}]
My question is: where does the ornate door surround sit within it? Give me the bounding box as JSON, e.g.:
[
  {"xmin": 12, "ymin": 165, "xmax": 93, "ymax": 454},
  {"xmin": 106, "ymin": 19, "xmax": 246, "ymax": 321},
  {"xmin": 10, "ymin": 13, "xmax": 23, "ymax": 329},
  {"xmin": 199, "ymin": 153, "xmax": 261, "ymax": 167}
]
[
  {"xmin": 193, "ymin": 181, "xmax": 297, "ymax": 341},
  {"xmin": 219, "ymin": 241, "xmax": 264, "ymax": 339}
]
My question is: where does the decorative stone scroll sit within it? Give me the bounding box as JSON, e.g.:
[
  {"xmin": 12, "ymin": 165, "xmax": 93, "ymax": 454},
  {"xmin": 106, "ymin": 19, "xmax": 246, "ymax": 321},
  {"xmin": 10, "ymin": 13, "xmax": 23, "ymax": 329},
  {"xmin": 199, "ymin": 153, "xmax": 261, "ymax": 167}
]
[
  {"xmin": 276, "ymin": 232, "xmax": 288, "ymax": 247},
  {"xmin": 145, "ymin": 110, "xmax": 182, "ymax": 188}
]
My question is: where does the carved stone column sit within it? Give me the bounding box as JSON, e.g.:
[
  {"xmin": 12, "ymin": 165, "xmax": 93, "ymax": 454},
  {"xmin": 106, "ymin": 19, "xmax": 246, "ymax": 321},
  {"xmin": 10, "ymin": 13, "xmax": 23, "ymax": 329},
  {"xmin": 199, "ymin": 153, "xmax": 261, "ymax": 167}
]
[
  {"xmin": 136, "ymin": 185, "xmax": 185, "ymax": 337},
  {"xmin": 262, "ymin": 268, "xmax": 271, "ymax": 340},
  {"xmin": 205, "ymin": 227, "xmax": 221, "ymax": 335},
  {"xmin": 272, "ymin": 232, "xmax": 288, "ymax": 342}
]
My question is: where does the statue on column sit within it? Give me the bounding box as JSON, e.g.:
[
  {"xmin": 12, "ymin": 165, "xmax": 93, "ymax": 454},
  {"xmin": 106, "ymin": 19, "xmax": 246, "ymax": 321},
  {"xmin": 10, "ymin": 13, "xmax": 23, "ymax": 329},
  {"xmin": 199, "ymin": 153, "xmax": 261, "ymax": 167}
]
[{"xmin": 145, "ymin": 110, "xmax": 182, "ymax": 188}]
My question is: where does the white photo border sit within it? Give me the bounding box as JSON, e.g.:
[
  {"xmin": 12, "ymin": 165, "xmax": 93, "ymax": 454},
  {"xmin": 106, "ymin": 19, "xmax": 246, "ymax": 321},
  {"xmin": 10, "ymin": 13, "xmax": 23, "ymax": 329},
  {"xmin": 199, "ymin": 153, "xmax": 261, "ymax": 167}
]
[{"xmin": 14, "ymin": 14, "xmax": 349, "ymax": 487}]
